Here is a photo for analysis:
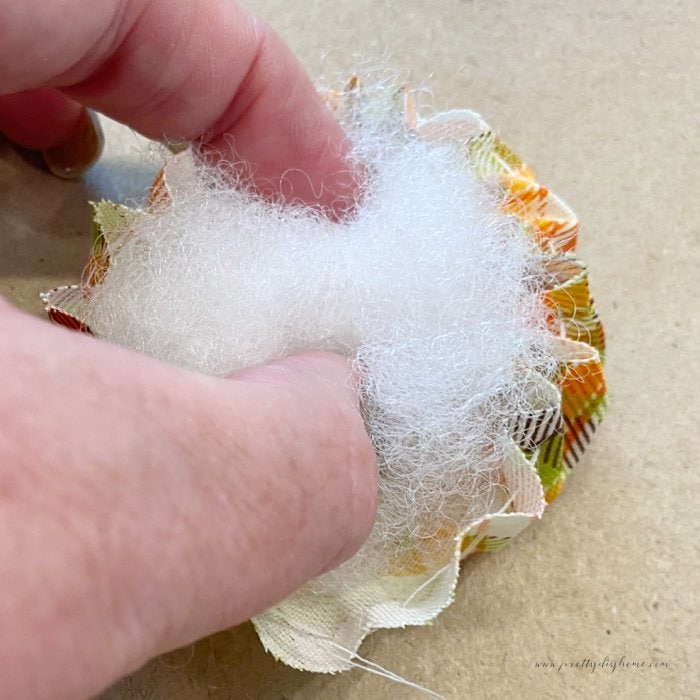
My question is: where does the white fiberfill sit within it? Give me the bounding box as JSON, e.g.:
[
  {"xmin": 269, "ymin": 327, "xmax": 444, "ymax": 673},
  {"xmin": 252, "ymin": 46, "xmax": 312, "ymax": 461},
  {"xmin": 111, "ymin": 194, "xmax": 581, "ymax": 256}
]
[{"xmin": 87, "ymin": 91, "xmax": 556, "ymax": 580}]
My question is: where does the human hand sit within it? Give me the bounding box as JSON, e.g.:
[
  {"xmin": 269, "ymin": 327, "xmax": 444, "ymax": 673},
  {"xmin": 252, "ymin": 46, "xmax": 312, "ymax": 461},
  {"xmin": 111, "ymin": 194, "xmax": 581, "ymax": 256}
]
[
  {"xmin": 0, "ymin": 2, "xmax": 377, "ymax": 698},
  {"xmin": 0, "ymin": 0, "xmax": 360, "ymax": 210}
]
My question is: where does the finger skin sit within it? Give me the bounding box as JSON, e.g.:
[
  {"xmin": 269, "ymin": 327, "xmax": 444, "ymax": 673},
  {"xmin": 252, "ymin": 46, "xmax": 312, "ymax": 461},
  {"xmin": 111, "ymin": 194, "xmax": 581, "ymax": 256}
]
[
  {"xmin": 0, "ymin": 0, "xmax": 357, "ymax": 210},
  {"xmin": 0, "ymin": 302, "xmax": 377, "ymax": 699}
]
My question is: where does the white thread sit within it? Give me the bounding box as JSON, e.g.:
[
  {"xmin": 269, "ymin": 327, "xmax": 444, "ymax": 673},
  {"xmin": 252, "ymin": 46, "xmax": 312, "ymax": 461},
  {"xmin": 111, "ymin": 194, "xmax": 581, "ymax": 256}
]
[{"xmin": 327, "ymin": 640, "xmax": 447, "ymax": 699}]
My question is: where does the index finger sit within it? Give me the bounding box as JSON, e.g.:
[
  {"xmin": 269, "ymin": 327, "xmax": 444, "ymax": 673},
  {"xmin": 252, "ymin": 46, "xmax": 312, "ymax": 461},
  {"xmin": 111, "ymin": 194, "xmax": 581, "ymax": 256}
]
[{"xmin": 0, "ymin": 0, "xmax": 357, "ymax": 211}]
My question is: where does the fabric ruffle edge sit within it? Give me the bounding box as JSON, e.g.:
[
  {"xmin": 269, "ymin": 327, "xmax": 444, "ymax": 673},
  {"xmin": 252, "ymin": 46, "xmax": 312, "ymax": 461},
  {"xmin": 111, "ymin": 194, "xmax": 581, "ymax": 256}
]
[{"xmin": 41, "ymin": 84, "xmax": 607, "ymax": 673}]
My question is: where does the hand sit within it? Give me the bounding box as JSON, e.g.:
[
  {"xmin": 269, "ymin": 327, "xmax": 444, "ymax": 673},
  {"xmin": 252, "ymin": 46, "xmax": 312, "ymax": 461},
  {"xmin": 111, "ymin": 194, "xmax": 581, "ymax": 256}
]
[{"xmin": 0, "ymin": 2, "xmax": 377, "ymax": 698}]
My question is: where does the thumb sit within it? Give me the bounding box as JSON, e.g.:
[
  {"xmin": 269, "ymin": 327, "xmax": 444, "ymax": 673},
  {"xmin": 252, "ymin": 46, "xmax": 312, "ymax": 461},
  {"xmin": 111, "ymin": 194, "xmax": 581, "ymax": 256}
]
[
  {"xmin": 171, "ymin": 351, "xmax": 379, "ymax": 639},
  {"xmin": 0, "ymin": 304, "xmax": 377, "ymax": 698}
]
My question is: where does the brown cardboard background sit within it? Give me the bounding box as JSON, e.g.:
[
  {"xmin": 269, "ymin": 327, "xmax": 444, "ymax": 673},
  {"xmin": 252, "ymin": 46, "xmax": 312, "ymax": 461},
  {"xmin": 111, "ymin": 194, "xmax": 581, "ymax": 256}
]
[{"xmin": 0, "ymin": 1, "xmax": 697, "ymax": 698}]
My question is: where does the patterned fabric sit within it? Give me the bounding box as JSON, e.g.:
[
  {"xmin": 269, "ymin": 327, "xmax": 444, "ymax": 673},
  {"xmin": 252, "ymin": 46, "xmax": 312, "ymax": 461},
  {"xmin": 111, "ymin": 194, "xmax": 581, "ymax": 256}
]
[{"xmin": 41, "ymin": 83, "xmax": 607, "ymax": 672}]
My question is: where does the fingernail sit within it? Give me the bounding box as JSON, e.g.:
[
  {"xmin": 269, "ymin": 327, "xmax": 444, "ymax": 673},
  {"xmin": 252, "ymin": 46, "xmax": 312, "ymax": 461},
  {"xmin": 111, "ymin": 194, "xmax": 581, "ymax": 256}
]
[{"xmin": 42, "ymin": 108, "xmax": 104, "ymax": 179}]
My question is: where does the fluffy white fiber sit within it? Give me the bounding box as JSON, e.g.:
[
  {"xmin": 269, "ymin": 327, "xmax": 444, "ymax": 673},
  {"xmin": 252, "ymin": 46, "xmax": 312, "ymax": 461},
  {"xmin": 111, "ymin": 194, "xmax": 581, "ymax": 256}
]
[{"xmin": 86, "ymin": 86, "xmax": 556, "ymax": 579}]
